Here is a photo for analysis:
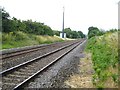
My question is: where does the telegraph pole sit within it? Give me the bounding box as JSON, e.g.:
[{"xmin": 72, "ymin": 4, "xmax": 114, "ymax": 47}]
[
  {"xmin": 118, "ymin": 1, "xmax": 120, "ymax": 29},
  {"xmin": 62, "ymin": 7, "xmax": 65, "ymax": 38}
]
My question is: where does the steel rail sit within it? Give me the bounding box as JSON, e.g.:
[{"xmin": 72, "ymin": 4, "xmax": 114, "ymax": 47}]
[
  {"xmin": 0, "ymin": 41, "xmax": 80, "ymax": 76},
  {"xmin": 13, "ymin": 40, "xmax": 84, "ymax": 90},
  {"xmin": 1, "ymin": 44, "xmax": 53, "ymax": 59},
  {"xmin": 1, "ymin": 41, "xmax": 74, "ymax": 59}
]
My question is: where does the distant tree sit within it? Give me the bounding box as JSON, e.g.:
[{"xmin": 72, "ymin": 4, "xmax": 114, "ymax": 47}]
[
  {"xmin": 17, "ymin": 20, "xmax": 26, "ymax": 32},
  {"xmin": 106, "ymin": 29, "xmax": 117, "ymax": 33},
  {"xmin": 71, "ymin": 31, "xmax": 79, "ymax": 38},
  {"xmin": 43, "ymin": 25, "xmax": 53, "ymax": 36},
  {"xmin": 2, "ymin": 8, "xmax": 85, "ymax": 38},
  {"xmin": 78, "ymin": 31, "xmax": 85, "ymax": 38},
  {"xmin": 2, "ymin": 8, "xmax": 12, "ymax": 32},
  {"xmin": 53, "ymin": 30, "xmax": 60, "ymax": 36},
  {"xmin": 64, "ymin": 28, "xmax": 85, "ymax": 39},
  {"xmin": 64, "ymin": 28, "xmax": 72, "ymax": 38},
  {"xmin": 2, "ymin": 8, "xmax": 10, "ymax": 19},
  {"xmin": 88, "ymin": 26, "xmax": 101, "ymax": 39}
]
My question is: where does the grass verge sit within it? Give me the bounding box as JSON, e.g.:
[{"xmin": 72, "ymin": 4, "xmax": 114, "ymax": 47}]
[
  {"xmin": 2, "ymin": 31, "xmax": 64, "ymax": 49},
  {"xmin": 85, "ymin": 31, "xmax": 118, "ymax": 88}
]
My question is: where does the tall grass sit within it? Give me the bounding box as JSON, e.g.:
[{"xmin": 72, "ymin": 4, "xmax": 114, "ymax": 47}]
[
  {"xmin": 86, "ymin": 31, "xmax": 118, "ymax": 88},
  {"xmin": 0, "ymin": 32, "xmax": 2, "ymax": 50},
  {"xmin": 2, "ymin": 31, "xmax": 64, "ymax": 49}
]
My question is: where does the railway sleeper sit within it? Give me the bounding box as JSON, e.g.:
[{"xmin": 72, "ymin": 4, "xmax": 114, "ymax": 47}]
[
  {"xmin": 3, "ymin": 77, "xmax": 21, "ymax": 82},
  {"xmin": 12, "ymin": 71, "xmax": 32, "ymax": 76},
  {"xmin": 2, "ymin": 83, "xmax": 16, "ymax": 89}
]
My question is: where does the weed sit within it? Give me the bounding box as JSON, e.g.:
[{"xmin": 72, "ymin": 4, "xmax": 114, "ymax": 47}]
[
  {"xmin": 2, "ymin": 31, "xmax": 64, "ymax": 49},
  {"xmin": 86, "ymin": 31, "xmax": 118, "ymax": 88}
]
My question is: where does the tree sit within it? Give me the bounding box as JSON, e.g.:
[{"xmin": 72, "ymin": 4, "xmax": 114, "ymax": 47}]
[
  {"xmin": 64, "ymin": 28, "xmax": 85, "ymax": 39},
  {"xmin": 2, "ymin": 8, "xmax": 12, "ymax": 32},
  {"xmin": 2, "ymin": 8, "xmax": 85, "ymax": 38},
  {"xmin": 2, "ymin": 8, "xmax": 10, "ymax": 19},
  {"xmin": 88, "ymin": 26, "xmax": 101, "ymax": 39},
  {"xmin": 43, "ymin": 25, "xmax": 53, "ymax": 36},
  {"xmin": 78, "ymin": 31, "xmax": 85, "ymax": 38},
  {"xmin": 64, "ymin": 28, "xmax": 72, "ymax": 38},
  {"xmin": 53, "ymin": 30, "xmax": 60, "ymax": 36}
]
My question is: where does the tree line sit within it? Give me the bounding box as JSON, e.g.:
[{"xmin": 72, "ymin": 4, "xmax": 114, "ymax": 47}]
[
  {"xmin": 2, "ymin": 8, "xmax": 85, "ymax": 38},
  {"xmin": 87, "ymin": 26, "xmax": 118, "ymax": 39}
]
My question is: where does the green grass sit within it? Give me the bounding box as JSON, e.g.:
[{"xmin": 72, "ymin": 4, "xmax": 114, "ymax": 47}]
[
  {"xmin": 85, "ymin": 31, "xmax": 118, "ymax": 88},
  {"xmin": 2, "ymin": 31, "xmax": 64, "ymax": 49}
]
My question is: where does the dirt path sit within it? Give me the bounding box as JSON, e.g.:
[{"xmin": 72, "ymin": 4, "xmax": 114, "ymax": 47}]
[{"xmin": 64, "ymin": 53, "xmax": 95, "ymax": 88}]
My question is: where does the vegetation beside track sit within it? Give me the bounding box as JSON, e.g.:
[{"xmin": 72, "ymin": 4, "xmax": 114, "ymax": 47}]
[
  {"xmin": 85, "ymin": 31, "xmax": 118, "ymax": 88},
  {"xmin": 2, "ymin": 31, "xmax": 64, "ymax": 49},
  {"xmin": 1, "ymin": 8, "xmax": 86, "ymax": 49}
]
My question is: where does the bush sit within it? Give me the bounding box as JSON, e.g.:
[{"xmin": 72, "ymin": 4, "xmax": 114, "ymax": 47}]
[
  {"xmin": 2, "ymin": 31, "xmax": 63, "ymax": 49},
  {"xmin": 86, "ymin": 31, "xmax": 118, "ymax": 88}
]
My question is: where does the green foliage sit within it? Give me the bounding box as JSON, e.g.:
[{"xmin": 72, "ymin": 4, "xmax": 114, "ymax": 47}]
[
  {"xmin": 106, "ymin": 29, "xmax": 118, "ymax": 33},
  {"xmin": 86, "ymin": 31, "xmax": 118, "ymax": 88},
  {"xmin": 78, "ymin": 31, "xmax": 86, "ymax": 38},
  {"xmin": 53, "ymin": 30, "xmax": 60, "ymax": 36},
  {"xmin": 2, "ymin": 31, "xmax": 63, "ymax": 49},
  {"xmin": 64, "ymin": 28, "xmax": 85, "ymax": 39},
  {"xmin": 88, "ymin": 26, "xmax": 104, "ymax": 39},
  {"xmin": 2, "ymin": 8, "xmax": 85, "ymax": 39},
  {"xmin": 2, "ymin": 8, "xmax": 10, "ymax": 19},
  {"xmin": 112, "ymin": 74, "xmax": 119, "ymax": 83},
  {"xmin": 2, "ymin": 9, "xmax": 53, "ymax": 36}
]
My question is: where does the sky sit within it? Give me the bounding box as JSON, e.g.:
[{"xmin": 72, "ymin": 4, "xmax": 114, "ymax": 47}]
[{"xmin": 1, "ymin": 0, "xmax": 119, "ymax": 34}]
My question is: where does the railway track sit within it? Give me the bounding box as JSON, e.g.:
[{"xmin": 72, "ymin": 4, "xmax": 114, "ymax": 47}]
[
  {"xmin": 1, "ymin": 39, "xmax": 84, "ymax": 90},
  {"xmin": 1, "ymin": 40, "xmax": 78, "ymax": 71},
  {"xmin": 1, "ymin": 41, "xmax": 70, "ymax": 59}
]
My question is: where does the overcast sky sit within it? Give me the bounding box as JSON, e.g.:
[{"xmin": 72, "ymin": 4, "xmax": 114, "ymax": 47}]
[{"xmin": 1, "ymin": 0, "xmax": 119, "ymax": 34}]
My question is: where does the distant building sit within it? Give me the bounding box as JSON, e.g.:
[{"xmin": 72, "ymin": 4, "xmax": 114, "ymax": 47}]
[
  {"xmin": 60, "ymin": 33, "xmax": 66, "ymax": 38},
  {"xmin": 118, "ymin": 1, "xmax": 120, "ymax": 29}
]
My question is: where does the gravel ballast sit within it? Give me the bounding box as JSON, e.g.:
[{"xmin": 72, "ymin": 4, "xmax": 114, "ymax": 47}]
[
  {"xmin": 2, "ymin": 40, "xmax": 79, "ymax": 71},
  {"xmin": 24, "ymin": 40, "xmax": 87, "ymax": 88},
  {"xmin": 2, "ymin": 42, "xmax": 80, "ymax": 89}
]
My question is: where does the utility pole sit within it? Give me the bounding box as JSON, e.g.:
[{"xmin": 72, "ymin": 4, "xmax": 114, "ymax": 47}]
[
  {"xmin": 62, "ymin": 7, "xmax": 65, "ymax": 38},
  {"xmin": 118, "ymin": 1, "xmax": 120, "ymax": 29}
]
